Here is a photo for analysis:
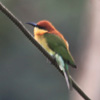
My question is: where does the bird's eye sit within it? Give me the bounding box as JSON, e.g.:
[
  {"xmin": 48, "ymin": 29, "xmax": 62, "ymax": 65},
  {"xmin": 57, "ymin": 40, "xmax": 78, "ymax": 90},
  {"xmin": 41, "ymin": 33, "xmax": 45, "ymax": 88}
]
[{"xmin": 38, "ymin": 25, "xmax": 46, "ymax": 30}]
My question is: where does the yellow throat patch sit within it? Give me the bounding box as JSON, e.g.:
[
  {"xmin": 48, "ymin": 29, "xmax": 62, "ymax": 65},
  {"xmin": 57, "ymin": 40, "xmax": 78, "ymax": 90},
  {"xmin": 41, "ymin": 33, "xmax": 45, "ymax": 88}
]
[
  {"xmin": 34, "ymin": 27, "xmax": 48, "ymax": 35},
  {"xmin": 34, "ymin": 27, "xmax": 55, "ymax": 56}
]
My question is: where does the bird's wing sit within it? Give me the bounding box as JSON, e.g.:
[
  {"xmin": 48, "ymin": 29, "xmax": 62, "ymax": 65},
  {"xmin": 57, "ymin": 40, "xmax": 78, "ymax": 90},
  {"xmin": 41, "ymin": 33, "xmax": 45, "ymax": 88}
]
[{"xmin": 44, "ymin": 33, "xmax": 76, "ymax": 68}]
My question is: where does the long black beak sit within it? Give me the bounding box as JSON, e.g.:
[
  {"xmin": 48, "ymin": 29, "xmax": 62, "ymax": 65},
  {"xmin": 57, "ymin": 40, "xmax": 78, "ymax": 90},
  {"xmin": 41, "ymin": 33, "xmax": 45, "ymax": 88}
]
[{"xmin": 26, "ymin": 22, "xmax": 37, "ymax": 27}]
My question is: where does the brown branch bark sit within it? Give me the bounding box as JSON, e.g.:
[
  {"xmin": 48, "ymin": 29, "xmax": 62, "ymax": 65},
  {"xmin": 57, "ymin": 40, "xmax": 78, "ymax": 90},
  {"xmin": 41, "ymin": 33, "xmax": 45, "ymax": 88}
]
[{"xmin": 0, "ymin": 2, "xmax": 91, "ymax": 100}]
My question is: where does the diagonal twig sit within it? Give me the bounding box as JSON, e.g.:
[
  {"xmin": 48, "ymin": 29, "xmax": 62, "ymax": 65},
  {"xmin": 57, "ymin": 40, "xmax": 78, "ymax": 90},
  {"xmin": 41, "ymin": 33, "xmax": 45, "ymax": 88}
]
[{"xmin": 0, "ymin": 2, "xmax": 91, "ymax": 100}]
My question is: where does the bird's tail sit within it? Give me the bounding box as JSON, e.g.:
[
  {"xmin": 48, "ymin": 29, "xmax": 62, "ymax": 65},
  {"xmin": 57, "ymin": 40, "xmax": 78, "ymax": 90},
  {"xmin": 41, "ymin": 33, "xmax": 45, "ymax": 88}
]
[
  {"xmin": 63, "ymin": 64, "xmax": 72, "ymax": 90},
  {"xmin": 55, "ymin": 54, "xmax": 72, "ymax": 89}
]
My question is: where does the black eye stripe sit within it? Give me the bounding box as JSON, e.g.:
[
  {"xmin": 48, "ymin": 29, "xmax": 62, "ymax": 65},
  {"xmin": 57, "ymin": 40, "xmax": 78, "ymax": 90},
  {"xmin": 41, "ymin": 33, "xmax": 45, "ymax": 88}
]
[{"xmin": 37, "ymin": 25, "xmax": 46, "ymax": 30}]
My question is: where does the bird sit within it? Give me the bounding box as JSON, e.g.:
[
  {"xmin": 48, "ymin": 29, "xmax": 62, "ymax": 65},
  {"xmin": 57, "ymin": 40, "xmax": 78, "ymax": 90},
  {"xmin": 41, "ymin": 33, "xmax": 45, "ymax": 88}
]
[{"xmin": 27, "ymin": 20, "xmax": 77, "ymax": 89}]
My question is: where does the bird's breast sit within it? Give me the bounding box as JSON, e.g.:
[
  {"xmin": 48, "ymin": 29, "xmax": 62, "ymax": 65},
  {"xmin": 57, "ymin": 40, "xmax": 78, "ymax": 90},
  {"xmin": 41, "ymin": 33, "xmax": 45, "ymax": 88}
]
[{"xmin": 34, "ymin": 34, "xmax": 55, "ymax": 56}]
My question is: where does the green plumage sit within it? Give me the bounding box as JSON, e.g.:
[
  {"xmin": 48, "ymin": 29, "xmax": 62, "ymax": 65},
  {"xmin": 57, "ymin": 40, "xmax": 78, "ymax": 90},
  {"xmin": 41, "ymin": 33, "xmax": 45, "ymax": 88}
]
[
  {"xmin": 27, "ymin": 20, "xmax": 76, "ymax": 89},
  {"xmin": 44, "ymin": 33, "xmax": 76, "ymax": 68}
]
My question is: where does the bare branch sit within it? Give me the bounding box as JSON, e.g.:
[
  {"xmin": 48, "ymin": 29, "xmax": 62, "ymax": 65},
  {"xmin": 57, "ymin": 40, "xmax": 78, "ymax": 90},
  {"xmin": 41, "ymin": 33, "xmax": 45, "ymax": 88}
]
[{"xmin": 0, "ymin": 2, "xmax": 91, "ymax": 100}]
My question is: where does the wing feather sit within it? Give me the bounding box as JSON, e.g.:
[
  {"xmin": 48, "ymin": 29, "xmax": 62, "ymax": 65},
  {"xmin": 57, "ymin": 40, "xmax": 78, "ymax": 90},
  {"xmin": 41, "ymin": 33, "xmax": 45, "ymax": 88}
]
[{"xmin": 44, "ymin": 33, "xmax": 76, "ymax": 68}]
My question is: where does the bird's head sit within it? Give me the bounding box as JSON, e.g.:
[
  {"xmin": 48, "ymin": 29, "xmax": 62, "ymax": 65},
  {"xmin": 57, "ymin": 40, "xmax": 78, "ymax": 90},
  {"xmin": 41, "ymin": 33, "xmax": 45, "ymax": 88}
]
[{"xmin": 27, "ymin": 20, "xmax": 55, "ymax": 35}]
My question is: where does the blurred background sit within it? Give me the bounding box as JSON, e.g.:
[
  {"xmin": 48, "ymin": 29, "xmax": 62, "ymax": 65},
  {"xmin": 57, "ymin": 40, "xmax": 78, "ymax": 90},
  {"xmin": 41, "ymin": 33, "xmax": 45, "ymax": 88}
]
[{"xmin": 0, "ymin": 0, "xmax": 100, "ymax": 100}]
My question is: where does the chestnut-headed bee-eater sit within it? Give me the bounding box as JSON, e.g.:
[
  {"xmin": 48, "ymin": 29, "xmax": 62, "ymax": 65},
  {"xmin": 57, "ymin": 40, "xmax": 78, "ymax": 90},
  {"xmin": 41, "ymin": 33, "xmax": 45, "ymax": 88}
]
[{"xmin": 27, "ymin": 20, "xmax": 77, "ymax": 89}]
